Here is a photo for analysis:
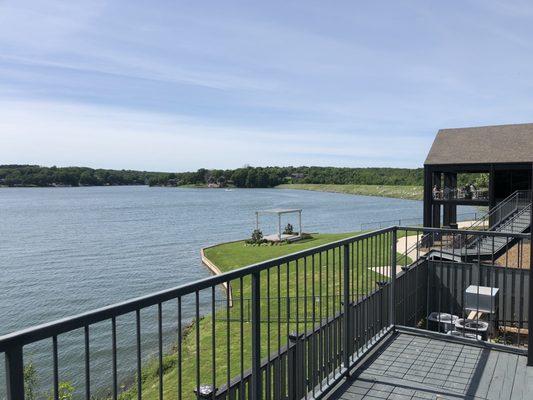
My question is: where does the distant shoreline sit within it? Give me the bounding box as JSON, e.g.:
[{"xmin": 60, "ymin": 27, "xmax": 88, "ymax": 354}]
[
  {"xmin": 0, "ymin": 183, "xmax": 147, "ymax": 188},
  {"xmin": 275, "ymin": 183, "xmax": 424, "ymax": 200},
  {"xmin": 0, "ymin": 183, "xmax": 425, "ymax": 201}
]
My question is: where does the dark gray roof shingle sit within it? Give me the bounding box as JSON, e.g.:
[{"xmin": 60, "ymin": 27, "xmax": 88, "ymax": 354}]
[{"xmin": 425, "ymin": 123, "xmax": 533, "ymax": 165}]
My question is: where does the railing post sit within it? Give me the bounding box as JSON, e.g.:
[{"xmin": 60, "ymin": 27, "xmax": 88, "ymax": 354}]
[
  {"xmin": 389, "ymin": 229, "xmax": 397, "ymax": 328},
  {"xmin": 251, "ymin": 271, "xmax": 262, "ymax": 400},
  {"xmin": 343, "ymin": 243, "xmax": 351, "ymax": 370},
  {"xmin": 5, "ymin": 345, "xmax": 25, "ymax": 400},
  {"xmin": 288, "ymin": 332, "xmax": 305, "ymax": 400}
]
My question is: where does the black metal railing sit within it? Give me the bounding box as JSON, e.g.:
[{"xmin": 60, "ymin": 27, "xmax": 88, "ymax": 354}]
[
  {"xmin": 396, "ymin": 226, "xmax": 531, "ymax": 350},
  {"xmin": 0, "ymin": 228, "xmax": 397, "ymax": 400},
  {"xmin": 1, "ymin": 226, "xmax": 531, "ymax": 400},
  {"xmin": 359, "ymin": 211, "xmax": 478, "ymax": 231},
  {"xmin": 463, "ymin": 190, "xmax": 531, "ymax": 233},
  {"xmin": 432, "ymin": 187, "xmax": 489, "ymax": 201}
]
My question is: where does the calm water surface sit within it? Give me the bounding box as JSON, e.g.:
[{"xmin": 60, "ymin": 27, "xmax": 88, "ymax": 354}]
[{"xmin": 0, "ymin": 186, "xmax": 476, "ymax": 396}]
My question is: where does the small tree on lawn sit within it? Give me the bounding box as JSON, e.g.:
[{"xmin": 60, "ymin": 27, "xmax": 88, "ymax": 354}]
[{"xmin": 250, "ymin": 229, "xmax": 264, "ymax": 243}]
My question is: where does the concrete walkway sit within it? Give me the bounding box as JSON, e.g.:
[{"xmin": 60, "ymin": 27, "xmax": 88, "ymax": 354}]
[
  {"xmin": 369, "ymin": 235, "xmax": 423, "ymax": 277},
  {"xmin": 374, "ymin": 220, "xmax": 479, "ymax": 277}
]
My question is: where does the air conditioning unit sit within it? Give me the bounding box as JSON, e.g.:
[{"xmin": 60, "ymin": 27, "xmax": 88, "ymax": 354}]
[
  {"xmin": 464, "ymin": 285, "xmax": 499, "ymax": 314},
  {"xmin": 427, "ymin": 312, "xmax": 458, "ymax": 332}
]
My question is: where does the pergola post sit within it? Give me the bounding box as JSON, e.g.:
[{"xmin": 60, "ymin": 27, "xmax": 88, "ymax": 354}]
[
  {"xmin": 298, "ymin": 211, "xmax": 302, "ymax": 237},
  {"xmin": 278, "ymin": 213, "xmax": 282, "ymax": 241}
]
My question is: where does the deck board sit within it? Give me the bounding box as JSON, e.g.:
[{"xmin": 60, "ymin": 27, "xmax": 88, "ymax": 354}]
[
  {"xmin": 510, "ymin": 355, "xmax": 527, "ymax": 400},
  {"xmin": 330, "ymin": 332, "xmax": 529, "ymax": 400},
  {"xmin": 468, "ymin": 350, "xmax": 497, "ymax": 399}
]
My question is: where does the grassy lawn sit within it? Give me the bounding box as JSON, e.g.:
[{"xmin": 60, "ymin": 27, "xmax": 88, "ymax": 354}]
[
  {"xmin": 123, "ymin": 232, "xmax": 410, "ymax": 400},
  {"xmin": 276, "ymin": 183, "xmax": 423, "ymax": 200},
  {"xmin": 204, "ymin": 232, "xmax": 363, "ymax": 270}
]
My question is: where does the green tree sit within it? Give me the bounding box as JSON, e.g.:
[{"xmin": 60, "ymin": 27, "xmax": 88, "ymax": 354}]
[
  {"xmin": 24, "ymin": 362, "xmax": 38, "ymax": 400},
  {"xmin": 245, "ymin": 169, "xmax": 257, "ymax": 188},
  {"xmin": 79, "ymin": 171, "xmax": 97, "ymax": 186},
  {"xmin": 48, "ymin": 382, "xmax": 75, "ymax": 400},
  {"xmin": 230, "ymin": 168, "xmax": 248, "ymax": 187}
]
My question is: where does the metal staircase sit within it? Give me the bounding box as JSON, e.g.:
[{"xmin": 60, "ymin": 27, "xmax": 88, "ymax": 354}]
[
  {"xmin": 475, "ymin": 204, "xmax": 531, "ymax": 255},
  {"xmin": 464, "ymin": 190, "xmax": 531, "ymax": 232},
  {"xmin": 405, "ymin": 191, "xmax": 532, "ymax": 261},
  {"xmin": 462, "ymin": 190, "xmax": 531, "ymax": 256}
]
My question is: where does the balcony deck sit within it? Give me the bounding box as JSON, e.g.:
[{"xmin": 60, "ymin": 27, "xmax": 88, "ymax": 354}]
[{"xmin": 330, "ymin": 331, "xmax": 531, "ymax": 400}]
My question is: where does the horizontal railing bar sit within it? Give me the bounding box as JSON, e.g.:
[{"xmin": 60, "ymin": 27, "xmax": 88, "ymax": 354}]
[
  {"xmin": 360, "ymin": 211, "xmax": 478, "ymax": 229},
  {"xmin": 0, "ymin": 227, "xmax": 394, "ymax": 351},
  {"xmin": 399, "ymin": 226, "xmax": 531, "ymax": 239}
]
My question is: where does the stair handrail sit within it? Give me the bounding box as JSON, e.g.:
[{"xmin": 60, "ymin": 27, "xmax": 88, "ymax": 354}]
[
  {"xmin": 472, "ymin": 204, "xmax": 532, "ymax": 254},
  {"xmin": 495, "ymin": 202, "xmax": 531, "ymax": 233},
  {"xmin": 401, "ymin": 191, "xmax": 531, "ymax": 262},
  {"xmin": 464, "ymin": 190, "xmax": 530, "ymax": 232},
  {"xmin": 466, "ymin": 193, "xmax": 531, "ymax": 249}
]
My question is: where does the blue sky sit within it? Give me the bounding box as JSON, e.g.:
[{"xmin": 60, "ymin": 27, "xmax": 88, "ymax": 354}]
[{"xmin": 1, "ymin": 1, "xmax": 533, "ymax": 171}]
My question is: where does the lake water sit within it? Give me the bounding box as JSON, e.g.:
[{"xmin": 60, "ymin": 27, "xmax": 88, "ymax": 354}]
[{"xmin": 0, "ymin": 186, "xmax": 477, "ymax": 396}]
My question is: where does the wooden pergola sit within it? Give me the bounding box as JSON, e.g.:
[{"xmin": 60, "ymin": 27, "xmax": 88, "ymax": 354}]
[{"xmin": 255, "ymin": 208, "xmax": 302, "ymax": 242}]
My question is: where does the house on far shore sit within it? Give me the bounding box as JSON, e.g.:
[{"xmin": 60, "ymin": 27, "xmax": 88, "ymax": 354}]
[
  {"xmin": 290, "ymin": 172, "xmax": 305, "ymax": 180},
  {"xmin": 423, "ymin": 123, "xmax": 533, "ymax": 230},
  {"xmin": 206, "ymin": 176, "xmax": 227, "ymax": 188}
]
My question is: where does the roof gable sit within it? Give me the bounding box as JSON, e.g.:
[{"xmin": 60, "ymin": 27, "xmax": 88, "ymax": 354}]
[{"xmin": 425, "ymin": 123, "xmax": 533, "ymax": 165}]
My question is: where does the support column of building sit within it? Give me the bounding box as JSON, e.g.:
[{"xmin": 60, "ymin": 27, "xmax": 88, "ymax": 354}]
[
  {"xmin": 443, "ymin": 172, "xmax": 457, "ymax": 227},
  {"xmin": 432, "ymin": 171, "xmax": 442, "ymax": 228},
  {"xmin": 527, "ymin": 164, "xmax": 533, "ymax": 367},
  {"xmin": 423, "ymin": 167, "xmax": 433, "ymax": 228},
  {"xmin": 488, "ymin": 164, "xmax": 496, "ymax": 227}
]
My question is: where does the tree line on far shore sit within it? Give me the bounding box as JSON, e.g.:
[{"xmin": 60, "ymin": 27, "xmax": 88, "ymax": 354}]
[
  {"xmin": 0, "ymin": 165, "xmax": 168, "ymax": 187},
  {"xmin": 161, "ymin": 166, "xmax": 425, "ymax": 187},
  {"xmin": 0, "ymin": 164, "xmax": 487, "ymax": 189}
]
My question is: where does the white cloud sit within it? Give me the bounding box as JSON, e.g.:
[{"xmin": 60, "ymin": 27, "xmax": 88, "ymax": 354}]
[
  {"xmin": 1, "ymin": 1, "xmax": 533, "ymax": 170},
  {"xmin": 0, "ymin": 100, "xmax": 428, "ymax": 170}
]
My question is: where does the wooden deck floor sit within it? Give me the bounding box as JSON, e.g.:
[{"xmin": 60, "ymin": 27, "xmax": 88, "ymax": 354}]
[{"xmin": 331, "ymin": 332, "xmax": 532, "ymax": 400}]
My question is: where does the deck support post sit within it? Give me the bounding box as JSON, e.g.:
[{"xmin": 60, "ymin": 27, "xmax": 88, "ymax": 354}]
[
  {"xmin": 423, "ymin": 167, "xmax": 432, "ymax": 228},
  {"xmin": 443, "ymin": 173, "xmax": 457, "ymax": 226},
  {"xmin": 489, "ymin": 164, "xmax": 496, "ymax": 227},
  {"xmin": 432, "ymin": 171, "xmax": 442, "ymax": 231}
]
